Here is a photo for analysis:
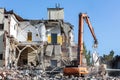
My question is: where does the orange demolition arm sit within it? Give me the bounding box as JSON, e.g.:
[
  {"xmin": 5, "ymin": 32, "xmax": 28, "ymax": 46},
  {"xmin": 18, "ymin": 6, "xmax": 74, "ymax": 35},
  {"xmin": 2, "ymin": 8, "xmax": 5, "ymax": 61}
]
[{"xmin": 78, "ymin": 13, "xmax": 98, "ymax": 66}]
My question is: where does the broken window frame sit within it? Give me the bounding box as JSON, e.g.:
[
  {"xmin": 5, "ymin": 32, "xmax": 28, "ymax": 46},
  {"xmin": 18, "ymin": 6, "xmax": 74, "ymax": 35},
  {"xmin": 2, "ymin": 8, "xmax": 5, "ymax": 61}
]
[
  {"xmin": 27, "ymin": 31, "xmax": 32, "ymax": 42},
  {"xmin": 0, "ymin": 24, "xmax": 4, "ymax": 30},
  {"xmin": 51, "ymin": 33, "xmax": 57, "ymax": 44},
  {"xmin": 0, "ymin": 54, "xmax": 3, "ymax": 60},
  {"xmin": 51, "ymin": 60, "xmax": 57, "ymax": 67}
]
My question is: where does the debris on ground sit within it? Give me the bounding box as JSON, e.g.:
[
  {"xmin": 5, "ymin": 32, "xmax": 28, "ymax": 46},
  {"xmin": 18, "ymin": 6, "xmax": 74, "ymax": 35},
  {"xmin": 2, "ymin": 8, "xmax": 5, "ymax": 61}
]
[{"xmin": 0, "ymin": 66, "xmax": 120, "ymax": 80}]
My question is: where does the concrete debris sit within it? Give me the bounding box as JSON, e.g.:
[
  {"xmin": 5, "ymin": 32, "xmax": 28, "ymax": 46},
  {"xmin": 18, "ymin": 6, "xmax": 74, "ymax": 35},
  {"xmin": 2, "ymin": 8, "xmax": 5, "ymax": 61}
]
[
  {"xmin": 0, "ymin": 67, "xmax": 120, "ymax": 80},
  {"xmin": 0, "ymin": 67, "xmax": 43, "ymax": 80},
  {"xmin": 45, "ymin": 45, "xmax": 53, "ymax": 56}
]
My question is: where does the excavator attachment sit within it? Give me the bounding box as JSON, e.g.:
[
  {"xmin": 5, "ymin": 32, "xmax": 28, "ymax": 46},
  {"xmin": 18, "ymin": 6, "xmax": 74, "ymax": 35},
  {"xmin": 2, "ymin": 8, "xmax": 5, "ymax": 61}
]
[{"xmin": 63, "ymin": 13, "xmax": 98, "ymax": 77}]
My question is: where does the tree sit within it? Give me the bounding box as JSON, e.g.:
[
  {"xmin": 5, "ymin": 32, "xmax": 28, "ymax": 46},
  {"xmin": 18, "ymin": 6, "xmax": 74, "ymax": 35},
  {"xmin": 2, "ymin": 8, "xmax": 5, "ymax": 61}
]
[
  {"xmin": 83, "ymin": 43, "xmax": 92, "ymax": 66},
  {"xmin": 83, "ymin": 43, "xmax": 87, "ymax": 55},
  {"xmin": 109, "ymin": 50, "xmax": 114, "ymax": 58},
  {"xmin": 102, "ymin": 50, "xmax": 114, "ymax": 63},
  {"xmin": 85, "ymin": 51, "xmax": 91, "ymax": 66}
]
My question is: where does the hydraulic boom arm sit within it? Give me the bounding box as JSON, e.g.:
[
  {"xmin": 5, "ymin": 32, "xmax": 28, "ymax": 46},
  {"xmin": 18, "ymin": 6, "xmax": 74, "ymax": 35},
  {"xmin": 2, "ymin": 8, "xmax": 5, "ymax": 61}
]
[
  {"xmin": 63, "ymin": 13, "xmax": 98, "ymax": 76},
  {"xmin": 78, "ymin": 13, "xmax": 98, "ymax": 65}
]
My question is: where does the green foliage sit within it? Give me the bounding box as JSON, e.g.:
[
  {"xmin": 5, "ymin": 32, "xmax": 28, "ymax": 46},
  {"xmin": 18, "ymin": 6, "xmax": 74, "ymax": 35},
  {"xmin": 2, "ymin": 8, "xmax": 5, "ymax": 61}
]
[
  {"xmin": 85, "ymin": 51, "xmax": 91, "ymax": 66},
  {"xmin": 83, "ymin": 43, "xmax": 92, "ymax": 66},
  {"xmin": 103, "ymin": 50, "xmax": 114, "ymax": 63},
  {"xmin": 83, "ymin": 43, "xmax": 87, "ymax": 55}
]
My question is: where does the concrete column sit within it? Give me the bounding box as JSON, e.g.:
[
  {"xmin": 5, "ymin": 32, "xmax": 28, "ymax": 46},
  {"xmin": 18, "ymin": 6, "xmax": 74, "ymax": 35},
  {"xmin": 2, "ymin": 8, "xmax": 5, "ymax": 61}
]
[
  {"xmin": 68, "ymin": 46, "xmax": 72, "ymax": 61},
  {"xmin": 41, "ymin": 45, "xmax": 45, "ymax": 71}
]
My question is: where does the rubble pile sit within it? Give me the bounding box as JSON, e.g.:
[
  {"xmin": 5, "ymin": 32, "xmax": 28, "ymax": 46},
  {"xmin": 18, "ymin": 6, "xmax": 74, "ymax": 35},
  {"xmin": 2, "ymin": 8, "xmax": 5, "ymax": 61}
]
[
  {"xmin": 0, "ymin": 67, "xmax": 120, "ymax": 80},
  {"xmin": 0, "ymin": 67, "xmax": 45, "ymax": 80}
]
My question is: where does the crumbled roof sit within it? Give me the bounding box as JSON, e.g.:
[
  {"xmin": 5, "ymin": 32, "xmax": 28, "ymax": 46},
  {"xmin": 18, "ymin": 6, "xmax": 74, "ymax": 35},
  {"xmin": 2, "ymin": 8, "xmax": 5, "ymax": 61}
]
[
  {"xmin": 27, "ymin": 19, "xmax": 62, "ymax": 26},
  {"xmin": 2, "ymin": 8, "xmax": 73, "ymax": 31},
  {"xmin": 64, "ymin": 22, "xmax": 74, "ymax": 30},
  {"xmin": 4, "ymin": 9, "xmax": 24, "ymax": 21},
  {"xmin": 14, "ymin": 13, "xmax": 24, "ymax": 21}
]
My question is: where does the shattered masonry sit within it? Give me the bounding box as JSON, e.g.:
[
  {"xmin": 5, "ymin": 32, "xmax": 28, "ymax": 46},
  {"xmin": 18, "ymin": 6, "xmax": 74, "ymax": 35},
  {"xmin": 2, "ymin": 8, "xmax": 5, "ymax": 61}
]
[{"xmin": 0, "ymin": 8, "xmax": 77, "ymax": 70}]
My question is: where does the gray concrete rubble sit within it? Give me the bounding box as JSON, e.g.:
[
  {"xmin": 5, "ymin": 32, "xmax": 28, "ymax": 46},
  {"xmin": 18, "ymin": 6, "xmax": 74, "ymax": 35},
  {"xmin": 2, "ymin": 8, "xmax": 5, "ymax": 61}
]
[{"xmin": 0, "ymin": 66, "xmax": 120, "ymax": 80}]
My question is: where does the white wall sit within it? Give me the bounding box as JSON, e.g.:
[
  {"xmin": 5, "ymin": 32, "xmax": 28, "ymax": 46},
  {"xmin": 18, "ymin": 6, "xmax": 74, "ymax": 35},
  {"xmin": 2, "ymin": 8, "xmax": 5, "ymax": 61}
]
[
  {"xmin": 5, "ymin": 37, "xmax": 10, "ymax": 67},
  {"xmin": 0, "ymin": 31, "xmax": 4, "ymax": 53},
  {"xmin": 46, "ymin": 25, "xmax": 61, "ymax": 36},
  {"xmin": 35, "ymin": 23, "xmax": 47, "ymax": 42},
  {"xmin": 17, "ymin": 22, "xmax": 47, "ymax": 42},
  {"xmin": 10, "ymin": 15, "xmax": 18, "ymax": 38},
  {"xmin": 4, "ymin": 16, "xmax": 10, "ymax": 32},
  {"xmin": 69, "ymin": 30, "xmax": 75, "ymax": 46},
  {"xmin": 48, "ymin": 9, "xmax": 64, "ymax": 20},
  {"xmin": 0, "ymin": 8, "xmax": 10, "ymax": 32},
  {"xmin": 0, "ymin": 8, "xmax": 4, "ymax": 24},
  {"xmin": 0, "ymin": 31, "xmax": 4, "ymax": 67}
]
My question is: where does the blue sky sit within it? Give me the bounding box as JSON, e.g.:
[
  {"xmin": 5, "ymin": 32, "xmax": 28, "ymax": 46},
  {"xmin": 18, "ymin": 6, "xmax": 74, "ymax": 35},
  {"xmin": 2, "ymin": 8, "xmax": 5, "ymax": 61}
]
[{"xmin": 0, "ymin": 0, "xmax": 120, "ymax": 56}]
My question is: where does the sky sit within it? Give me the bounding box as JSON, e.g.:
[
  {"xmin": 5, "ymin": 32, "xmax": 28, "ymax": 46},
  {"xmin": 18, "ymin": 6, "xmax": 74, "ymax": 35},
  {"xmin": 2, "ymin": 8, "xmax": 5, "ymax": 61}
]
[{"xmin": 0, "ymin": 0, "xmax": 120, "ymax": 56}]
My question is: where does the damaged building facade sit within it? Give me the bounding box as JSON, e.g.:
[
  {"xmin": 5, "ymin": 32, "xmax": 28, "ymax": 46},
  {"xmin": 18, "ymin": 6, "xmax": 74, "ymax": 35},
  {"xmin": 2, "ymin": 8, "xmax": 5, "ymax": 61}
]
[{"xmin": 0, "ymin": 7, "xmax": 77, "ymax": 69}]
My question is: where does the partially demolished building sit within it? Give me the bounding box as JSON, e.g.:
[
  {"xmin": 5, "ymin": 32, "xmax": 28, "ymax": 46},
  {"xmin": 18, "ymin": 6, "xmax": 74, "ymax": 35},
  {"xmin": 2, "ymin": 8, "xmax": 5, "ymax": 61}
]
[{"xmin": 0, "ymin": 7, "xmax": 77, "ymax": 70}]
